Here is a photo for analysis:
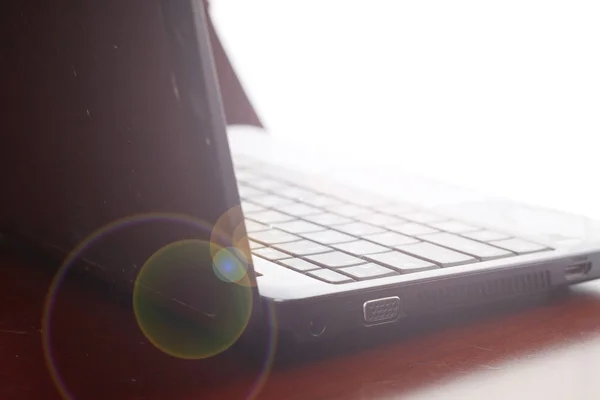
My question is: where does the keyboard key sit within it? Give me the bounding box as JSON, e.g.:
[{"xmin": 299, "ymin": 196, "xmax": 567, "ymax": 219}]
[
  {"xmin": 327, "ymin": 204, "xmax": 372, "ymax": 218},
  {"xmin": 249, "ymin": 229, "xmax": 301, "ymax": 245},
  {"xmin": 422, "ymin": 233, "xmax": 513, "ymax": 261},
  {"xmin": 244, "ymin": 220, "xmax": 270, "ymax": 233},
  {"xmin": 305, "ymin": 252, "xmax": 365, "ymax": 268},
  {"xmin": 375, "ymin": 203, "xmax": 416, "ymax": 216},
  {"xmin": 277, "ymin": 203, "xmax": 323, "ymax": 217},
  {"xmin": 301, "ymin": 195, "xmax": 344, "ymax": 208},
  {"xmin": 463, "ymin": 230, "xmax": 511, "ymax": 242},
  {"xmin": 398, "ymin": 242, "xmax": 476, "ymax": 267},
  {"xmin": 232, "ymin": 155, "xmax": 256, "ymax": 169},
  {"xmin": 252, "ymin": 247, "xmax": 292, "ymax": 261},
  {"xmin": 350, "ymin": 195, "xmax": 390, "ymax": 207},
  {"xmin": 235, "ymin": 170, "xmax": 260, "ymax": 181},
  {"xmin": 364, "ymin": 231, "xmax": 420, "ymax": 246},
  {"xmin": 389, "ymin": 223, "xmax": 439, "ymax": 236},
  {"xmin": 247, "ymin": 179, "xmax": 287, "ymax": 191},
  {"xmin": 241, "ymin": 201, "xmax": 266, "ymax": 213},
  {"xmin": 304, "ymin": 213, "xmax": 354, "ymax": 226},
  {"xmin": 279, "ymin": 258, "xmax": 322, "ymax": 272},
  {"xmin": 248, "ymin": 240, "xmax": 264, "ymax": 250},
  {"xmin": 334, "ymin": 222, "xmax": 386, "ymax": 236},
  {"xmin": 430, "ymin": 221, "xmax": 481, "ymax": 234},
  {"xmin": 331, "ymin": 190, "xmax": 389, "ymax": 207},
  {"xmin": 273, "ymin": 240, "xmax": 330, "ymax": 256},
  {"xmin": 301, "ymin": 230, "xmax": 356, "ymax": 245},
  {"xmin": 250, "ymin": 195, "xmax": 295, "ymax": 208},
  {"xmin": 308, "ymin": 269, "xmax": 353, "ymax": 283},
  {"xmin": 355, "ymin": 213, "xmax": 406, "ymax": 226},
  {"xmin": 404, "ymin": 212, "xmax": 447, "ymax": 224},
  {"xmin": 332, "ymin": 240, "xmax": 389, "ymax": 255},
  {"xmin": 339, "ymin": 264, "xmax": 395, "ymax": 280},
  {"xmin": 254, "ymin": 166, "xmax": 290, "ymax": 181},
  {"xmin": 273, "ymin": 220, "xmax": 326, "ymax": 234},
  {"xmin": 366, "ymin": 251, "xmax": 437, "ymax": 273},
  {"xmin": 238, "ymin": 185, "xmax": 265, "ymax": 198},
  {"xmin": 278, "ymin": 186, "xmax": 315, "ymax": 200},
  {"xmin": 490, "ymin": 238, "xmax": 549, "ymax": 254},
  {"xmin": 248, "ymin": 210, "xmax": 296, "ymax": 224}
]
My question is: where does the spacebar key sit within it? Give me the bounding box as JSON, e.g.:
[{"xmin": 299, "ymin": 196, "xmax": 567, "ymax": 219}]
[
  {"xmin": 397, "ymin": 242, "xmax": 476, "ymax": 267},
  {"xmin": 423, "ymin": 232, "xmax": 513, "ymax": 260}
]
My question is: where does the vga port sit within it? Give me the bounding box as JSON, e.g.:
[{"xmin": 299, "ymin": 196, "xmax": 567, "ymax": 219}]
[{"xmin": 363, "ymin": 296, "xmax": 401, "ymax": 325}]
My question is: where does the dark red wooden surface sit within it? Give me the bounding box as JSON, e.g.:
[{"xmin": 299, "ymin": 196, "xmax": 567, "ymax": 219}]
[{"xmin": 3, "ymin": 251, "xmax": 600, "ymax": 400}]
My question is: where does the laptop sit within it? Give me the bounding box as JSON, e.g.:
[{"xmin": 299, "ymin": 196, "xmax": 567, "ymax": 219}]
[{"xmin": 3, "ymin": 0, "xmax": 600, "ymax": 352}]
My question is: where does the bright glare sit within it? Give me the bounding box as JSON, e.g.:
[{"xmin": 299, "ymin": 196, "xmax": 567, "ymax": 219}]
[{"xmin": 212, "ymin": 1, "xmax": 600, "ymax": 218}]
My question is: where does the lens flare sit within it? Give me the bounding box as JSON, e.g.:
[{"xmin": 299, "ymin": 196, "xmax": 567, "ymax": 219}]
[
  {"xmin": 133, "ymin": 239, "xmax": 253, "ymax": 360},
  {"xmin": 210, "ymin": 205, "xmax": 246, "ymax": 257},
  {"xmin": 210, "ymin": 205, "xmax": 255, "ymax": 287},
  {"xmin": 213, "ymin": 246, "xmax": 249, "ymax": 284},
  {"xmin": 40, "ymin": 213, "xmax": 252, "ymax": 400}
]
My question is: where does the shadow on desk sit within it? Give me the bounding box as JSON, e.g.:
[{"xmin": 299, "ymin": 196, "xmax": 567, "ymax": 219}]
[{"xmin": 3, "ymin": 252, "xmax": 600, "ymax": 400}]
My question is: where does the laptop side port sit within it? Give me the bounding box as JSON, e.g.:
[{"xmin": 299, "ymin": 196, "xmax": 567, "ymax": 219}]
[
  {"xmin": 363, "ymin": 296, "xmax": 401, "ymax": 326},
  {"xmin": 308, "ymin": 317, "xmax": 327, "ymax": 337},
  {"xmin": 565, "ymin": 261, "xmax": 592, "ymax": 282}
]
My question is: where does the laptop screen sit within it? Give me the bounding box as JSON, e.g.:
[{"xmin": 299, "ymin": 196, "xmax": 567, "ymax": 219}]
[{"xmin": 0, "ymin": 0, "xmax": 252, "ymax": 309}]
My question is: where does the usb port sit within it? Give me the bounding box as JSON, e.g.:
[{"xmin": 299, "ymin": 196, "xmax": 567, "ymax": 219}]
[{"xmin": 565, "ymin": 262, "xmax": 592, "ymax": 281}]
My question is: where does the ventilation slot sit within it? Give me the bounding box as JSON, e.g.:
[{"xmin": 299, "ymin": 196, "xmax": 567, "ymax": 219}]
[{"xmin": 415, "ymin": 270, "xmax": 551, "ymax": 311}]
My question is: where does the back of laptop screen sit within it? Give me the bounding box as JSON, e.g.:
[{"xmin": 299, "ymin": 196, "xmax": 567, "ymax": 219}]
[{"xmin": 0, "ymin": 0, "xmax": 253, "ymax": 308}]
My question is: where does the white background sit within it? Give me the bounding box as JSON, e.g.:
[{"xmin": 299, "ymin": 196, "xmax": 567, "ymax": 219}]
[{"xmin": 211, "ymin": 1, "xmax": 600, "ymax": 218}]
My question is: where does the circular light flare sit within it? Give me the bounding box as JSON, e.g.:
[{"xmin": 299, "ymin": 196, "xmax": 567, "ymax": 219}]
[
  {"xmin": 210, "ymin": 205, "xmax": 256, "ymax": 287},
  {"xmin": 41, "ymin": 212, "xmax": 278, "ymax": 400},
  {"xmin": 213, "ymin": 246, "xmax": 249, "ymax": 284},
  {"xmin": 133, "ymin": 239, "xmax": 253, "ymax": 360}
]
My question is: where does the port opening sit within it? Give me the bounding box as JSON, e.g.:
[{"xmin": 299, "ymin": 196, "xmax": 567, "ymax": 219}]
[
  {"xmin": 308, "ymin": 317, "xmax": 327, "ymax": 337},
  {"xmin": 363, "ymin": 296, "xmax": 401, "ymax": 326},
  {"xmin": 565, "ymin": 261, "xmax": 592, "ymax": 281}
]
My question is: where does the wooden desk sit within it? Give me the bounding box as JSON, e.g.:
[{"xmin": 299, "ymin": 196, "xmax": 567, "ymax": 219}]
[{"xmin": 2, "ymin": 252, "xmax": 600, "ymax": 400}]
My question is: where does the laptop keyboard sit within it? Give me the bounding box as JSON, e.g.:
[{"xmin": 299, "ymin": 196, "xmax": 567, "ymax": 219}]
[{"xmin": 235, "ymin": 159, "xmax": 552, "ymax": 284}]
